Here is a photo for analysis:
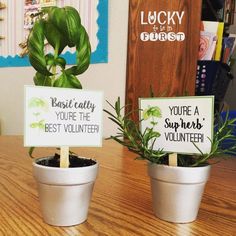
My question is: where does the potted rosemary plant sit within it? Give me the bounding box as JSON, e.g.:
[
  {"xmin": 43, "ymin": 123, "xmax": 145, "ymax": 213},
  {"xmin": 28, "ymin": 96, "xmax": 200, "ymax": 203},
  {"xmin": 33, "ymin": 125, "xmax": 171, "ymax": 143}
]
[
  {"xmin": 26, "ymin": 6, "xmax": 99, "ymax": 226},
  {"xmin": 105, "ymin": 97, "xmax": 236, "ymax": 223}
]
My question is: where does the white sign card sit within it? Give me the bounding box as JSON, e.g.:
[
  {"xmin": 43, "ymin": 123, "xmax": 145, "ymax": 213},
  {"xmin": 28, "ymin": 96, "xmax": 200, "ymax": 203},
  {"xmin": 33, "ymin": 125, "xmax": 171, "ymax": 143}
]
[
  {"xmin": 139, "ymin": 96, "xmax": 214, "ymax": 154},
  {"xmin": 24, "ymin": 86, "xmax": 103, "ymax": 147}
]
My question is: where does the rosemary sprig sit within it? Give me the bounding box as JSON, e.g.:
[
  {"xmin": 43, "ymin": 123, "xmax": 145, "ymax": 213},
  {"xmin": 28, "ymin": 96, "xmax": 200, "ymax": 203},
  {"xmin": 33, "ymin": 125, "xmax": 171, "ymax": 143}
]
[{"xmin": 105, "ymin": 98, "xmax": 236, "ymax": 167}]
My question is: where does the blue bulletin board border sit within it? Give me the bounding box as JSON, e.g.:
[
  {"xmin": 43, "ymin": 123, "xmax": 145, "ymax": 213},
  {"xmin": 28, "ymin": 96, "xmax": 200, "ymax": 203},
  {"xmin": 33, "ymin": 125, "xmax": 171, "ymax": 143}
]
[{"xmin": 0, "ymin": 0, "xmax": 108, "ymax": 67}]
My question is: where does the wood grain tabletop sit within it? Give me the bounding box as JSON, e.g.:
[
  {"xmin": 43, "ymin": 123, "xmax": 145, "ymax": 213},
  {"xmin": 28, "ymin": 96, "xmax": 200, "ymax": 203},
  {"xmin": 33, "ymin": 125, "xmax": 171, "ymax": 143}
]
[{"xmin": 0, "ymin": 136, "xmax": 235, "ymax": 236}]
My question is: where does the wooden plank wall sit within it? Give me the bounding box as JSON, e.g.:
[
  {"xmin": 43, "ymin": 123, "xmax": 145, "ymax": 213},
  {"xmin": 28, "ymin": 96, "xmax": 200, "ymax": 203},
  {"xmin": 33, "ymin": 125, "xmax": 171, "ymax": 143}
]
[{"xmin": 126, "ymin": 0, "xmax": 202, "ymax": 121}]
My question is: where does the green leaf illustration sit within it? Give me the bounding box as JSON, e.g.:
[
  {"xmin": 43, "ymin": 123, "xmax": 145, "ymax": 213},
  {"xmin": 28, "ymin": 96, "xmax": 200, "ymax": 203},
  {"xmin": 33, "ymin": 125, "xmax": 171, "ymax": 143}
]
[{"xmin": 143, "ymin": 106, "xmax": 162, "ymax": 120}]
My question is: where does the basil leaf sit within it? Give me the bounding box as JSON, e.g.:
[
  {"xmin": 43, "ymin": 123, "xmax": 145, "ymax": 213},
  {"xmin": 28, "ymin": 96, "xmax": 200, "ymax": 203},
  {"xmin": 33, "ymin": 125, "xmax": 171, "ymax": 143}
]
[
  {"xmin": 27, "ymin": 19, "xmax": 52, "ymax": 76},
  {"xmin": 53, "ymin": 72, "xmax": 82, "ymax": 89},
  {"xmin": 33, "ymin": 72, "xmax": 52, "ymax": 86},
  {"xmin": 44, "ymin": 21, "xmax": 67, "ymax": 54}
]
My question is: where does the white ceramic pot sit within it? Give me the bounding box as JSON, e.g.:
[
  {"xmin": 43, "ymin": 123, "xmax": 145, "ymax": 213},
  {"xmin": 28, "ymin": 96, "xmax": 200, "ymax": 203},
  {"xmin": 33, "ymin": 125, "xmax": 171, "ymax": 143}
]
[
  {"xmin": 33, "ymin": 157, "xmax": 98, "ymax": 226},
  {"xmin": 147, "ymin": 163, "xmax": 211, "ymax": 223}
]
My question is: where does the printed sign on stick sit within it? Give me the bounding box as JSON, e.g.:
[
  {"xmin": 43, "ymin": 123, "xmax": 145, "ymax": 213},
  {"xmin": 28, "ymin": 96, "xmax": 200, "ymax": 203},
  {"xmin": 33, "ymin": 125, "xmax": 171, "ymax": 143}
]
[
  {"xmin": 24, "ymin": 86, "xmax": 103, "ymax": 147},
  {"xmin": 139, "ymin": 96, "xmax": 214, "ymax": 154}
]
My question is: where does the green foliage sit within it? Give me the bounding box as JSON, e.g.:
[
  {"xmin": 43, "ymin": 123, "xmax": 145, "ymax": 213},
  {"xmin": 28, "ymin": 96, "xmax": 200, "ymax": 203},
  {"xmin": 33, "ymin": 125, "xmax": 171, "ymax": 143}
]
[
  {"xmin": 105, "ymin": 98, "xmax": 236, "ymax": 167},
  {"xmin": 104, "ymin": 98, "xmax": 167, "ymax": 164},
  {"xmin": 27, "ymin": 6, "xmax": 91, "ymax": 160},
  {"xmin": 33, "ymin": 72, "xmax": 52, "ymax": 86},
  {"xmin": 53, "ymin": 72, "xmax": 82, "ymax": 89},
  {"xmin": 27, "ymin": 6, "xmax": 91, "ymax": 88},
  {"xmin": 189, "ymin": 112, "xmax": 236, "ymax": 166},
  {"xmin": 29, "ymin": 147, "xmax": 35, "ymax": 158}
]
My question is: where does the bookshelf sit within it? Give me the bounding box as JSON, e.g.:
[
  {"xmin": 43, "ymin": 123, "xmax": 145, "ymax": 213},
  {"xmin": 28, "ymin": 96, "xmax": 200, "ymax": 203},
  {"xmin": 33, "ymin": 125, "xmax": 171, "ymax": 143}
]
[
  {"xmin": 202, "ymin": 0, "xmax": 235, "ymax": 26},
  {"xmin": 202, "ymin": 0, "xmax": 223, "ymax": 21},
  {"xmin": 197, "ymin": 0, "xmax": 235, "ymax": 112}
]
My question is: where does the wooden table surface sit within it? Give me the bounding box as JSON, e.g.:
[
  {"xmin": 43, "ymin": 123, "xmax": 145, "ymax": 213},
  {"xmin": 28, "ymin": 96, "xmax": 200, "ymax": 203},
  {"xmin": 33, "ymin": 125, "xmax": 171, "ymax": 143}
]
[{"xmin": 0, "ymin": 136, "xmax": 235, "ymax": 236}]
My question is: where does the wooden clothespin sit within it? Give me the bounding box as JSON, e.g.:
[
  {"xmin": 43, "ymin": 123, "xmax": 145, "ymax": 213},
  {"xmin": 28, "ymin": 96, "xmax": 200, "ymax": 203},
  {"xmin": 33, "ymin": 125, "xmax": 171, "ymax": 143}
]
[
  {"xmin": 19, "ymin": 47, "xmax": 29, "ymax": 57},
  {"xmin": 19, "ymin": 41, "xmax": 29, "ymax": 57},
  {"xmin": 0, "ymin": 36, "xmax": 5, "ymax": 40},
  {"xmin": 0, "ymin": 2, "xmax": 6, "ymax": 9},
  {"xmin": 19, "ymin": 41, "xmax": 27, "ymax": 48}
]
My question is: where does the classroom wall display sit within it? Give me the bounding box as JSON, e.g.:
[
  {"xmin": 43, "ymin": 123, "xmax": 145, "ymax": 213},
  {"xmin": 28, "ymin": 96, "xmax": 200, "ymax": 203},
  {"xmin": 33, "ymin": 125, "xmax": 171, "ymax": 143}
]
[
  {"xmin": 139, "ymin": 96, "xmax": 214, "ymax": 155},
  {"xmin": 0, "ymin": 2, "xmax": 6, "ymax": 40},
  {"xmin": 0, "ymin": 0, "xmax": 108, "ymax": 67},
  {"xmin": 24, "ymin": 86, "xmax": 103, "ymax": 147}
]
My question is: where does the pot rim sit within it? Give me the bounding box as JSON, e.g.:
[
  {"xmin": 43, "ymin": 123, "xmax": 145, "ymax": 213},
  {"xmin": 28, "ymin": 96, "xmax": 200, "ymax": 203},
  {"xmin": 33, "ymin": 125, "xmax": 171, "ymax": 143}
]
[
  {"xmin": 147, "ymin": 162, "xmax": 211, "ymax": 184},
  {"xmin": 148, "ymin": 162, "xmax": 210, "ymax": 170},
  {"xmin": 33, "ymin": 156, "xmax": 99, "ymax": 185},
  {"xmin": 33, "ymin": 156, "xmax": 98, "ymax": 171}
]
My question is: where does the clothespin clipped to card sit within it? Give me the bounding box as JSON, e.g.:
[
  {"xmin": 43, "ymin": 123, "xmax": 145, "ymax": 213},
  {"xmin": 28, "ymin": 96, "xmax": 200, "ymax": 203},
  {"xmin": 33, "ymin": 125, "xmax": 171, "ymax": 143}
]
[
  {"xmin": 60, "ymin": 146, "xmax": 69, "ymax": 168},
  {"xmin": 0, "ymin": 2, "xmax": 6, "ymax": 9},
  {"xmin": 19, "ymin": 41, "xmax": 29, "ymax": 57},
  {"xmin": 169, "ymin": 153, "xmax": 178, "ymax": 166},
  {"xmin": 0, "ymin": 36, "xmax": 5, "ymax": 40}
]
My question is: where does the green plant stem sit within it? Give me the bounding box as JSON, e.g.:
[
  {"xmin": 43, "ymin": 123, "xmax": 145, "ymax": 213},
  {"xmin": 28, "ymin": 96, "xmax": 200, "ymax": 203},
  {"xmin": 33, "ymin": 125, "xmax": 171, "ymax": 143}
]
[
  {"xmin": 105, "ymin": 99, "xmax": 166, "ymax": 164},
  {"xmin": 51, "ymin": 43, "xmax": 59, "ymax": 85},
  {"xmin": 119, "ymin": 117, "xmax": 138, "ymax": 149}
]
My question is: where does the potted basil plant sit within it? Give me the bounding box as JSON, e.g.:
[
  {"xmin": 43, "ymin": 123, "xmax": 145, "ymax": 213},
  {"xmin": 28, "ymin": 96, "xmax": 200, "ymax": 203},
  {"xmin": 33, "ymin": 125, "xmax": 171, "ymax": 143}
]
[
  {"xmin": 27, "ymin": 6, "xmax": 98, "ymax": 226},
  {"xmin": 105, "ymin": 97, "xmax": 236, "ymax": 223}
]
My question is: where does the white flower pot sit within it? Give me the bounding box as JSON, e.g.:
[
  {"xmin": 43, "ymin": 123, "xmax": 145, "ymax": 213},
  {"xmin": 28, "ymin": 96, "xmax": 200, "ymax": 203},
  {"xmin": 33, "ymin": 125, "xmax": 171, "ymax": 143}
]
[
  {"xmin": 33, "ymin": 157, "xmax": 98, "ymax": 226},
  {"xmin": 148, "ymin": 163, "xmax": 211, "ymax": 223}
]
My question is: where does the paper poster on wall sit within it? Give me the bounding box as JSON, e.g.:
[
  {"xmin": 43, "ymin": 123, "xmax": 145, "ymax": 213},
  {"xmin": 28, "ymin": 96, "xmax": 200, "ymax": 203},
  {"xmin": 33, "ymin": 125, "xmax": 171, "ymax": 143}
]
[
  {"xmin": 0, "ymin": 0, "xmax": 108, "ymax": 67},
  {"xmin": 24, "ymin": 1, "xmax": 57, "ymax": 30},
  {"xmin": 24, "ymin": 86, "xmax": 103, "ymax": 147},
  {"xmin": 139, "ymin": 96, "xmax": 214, "ymax": 154}
]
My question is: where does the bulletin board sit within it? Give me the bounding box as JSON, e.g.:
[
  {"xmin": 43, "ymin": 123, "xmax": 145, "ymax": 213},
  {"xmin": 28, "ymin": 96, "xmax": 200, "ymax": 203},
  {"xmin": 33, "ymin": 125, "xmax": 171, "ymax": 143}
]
[{"xmin": 0, "ymin": 0, "xmax": 108, "ymax": 67}]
